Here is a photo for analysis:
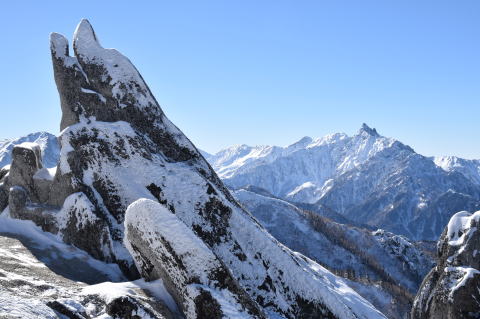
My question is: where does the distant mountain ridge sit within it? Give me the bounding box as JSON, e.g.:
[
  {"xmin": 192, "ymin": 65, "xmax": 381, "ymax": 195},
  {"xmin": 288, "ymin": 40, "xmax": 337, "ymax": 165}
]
[{"xmin": 205, "ymin": 124, "xmax": 480, "ymax": 241}]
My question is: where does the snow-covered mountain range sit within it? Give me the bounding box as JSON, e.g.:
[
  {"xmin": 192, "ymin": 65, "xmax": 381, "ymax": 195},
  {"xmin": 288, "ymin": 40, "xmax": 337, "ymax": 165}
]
[{"xmin": 204, "ymin": 124, "xmax": 480, "ymax": 241}]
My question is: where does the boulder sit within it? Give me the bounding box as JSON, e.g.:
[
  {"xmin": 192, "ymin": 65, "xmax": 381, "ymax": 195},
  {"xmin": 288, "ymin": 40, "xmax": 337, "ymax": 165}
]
[
  {"xmin": 8, "ymin": 142, "xmax": 43, "ymax": 202},
  {"xmin": 9, "ymin": 185, "xmax": 28, "ymax": 217},
  {"xmin": 0, "ymin": 165, "xmax": 9, "ymax": 182},
  {"xmin": 411, "ymin": 211, "xmax": 480, "ymax": 319}
]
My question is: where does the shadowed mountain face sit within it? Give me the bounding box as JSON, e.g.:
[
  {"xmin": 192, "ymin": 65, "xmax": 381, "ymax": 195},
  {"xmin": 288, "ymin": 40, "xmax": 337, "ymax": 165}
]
[
  {"xmin": 0, "ymin": 20, "xmax": 387, "ymax": 318},
  {"xmin": 206, "ymin": 126, "xmax": 480, "ymax": 241},
  {"xmin": 233, "ymin": 187, "xmax": 434, "ymax": 319}
]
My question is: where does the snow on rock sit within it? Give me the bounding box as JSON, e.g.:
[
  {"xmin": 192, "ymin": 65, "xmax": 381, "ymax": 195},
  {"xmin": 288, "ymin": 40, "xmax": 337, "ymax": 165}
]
[
  {"xmin": 411, "ymin": 209, "xmax": 480, "ymax": 319},
  {"xmin": 0, "ymin": 210, "xmax": 175, "ymax": 319},
  {"xmin": 446, "ymin": 211, "xmax": 480, "ymax": 246},
  {"xmin": 33, "ymin": 167, "xmax": 57, "ymax": 181},
  {"xmin": 125, "ymin": 198, "xmax": 264, "ymax": 319}
]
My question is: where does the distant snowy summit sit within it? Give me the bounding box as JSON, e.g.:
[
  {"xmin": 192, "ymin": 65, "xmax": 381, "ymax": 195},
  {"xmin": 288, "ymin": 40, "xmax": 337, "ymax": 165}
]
[{"xmin": 205, "ymin": 124, "xmax": 480, "ymax": 241}]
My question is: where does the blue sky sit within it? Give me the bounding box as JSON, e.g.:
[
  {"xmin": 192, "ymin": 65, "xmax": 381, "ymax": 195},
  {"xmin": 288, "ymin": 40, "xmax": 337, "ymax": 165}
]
[{"xmin": 1, "ymin": 1, "xmax": 479, "ymax": 158}]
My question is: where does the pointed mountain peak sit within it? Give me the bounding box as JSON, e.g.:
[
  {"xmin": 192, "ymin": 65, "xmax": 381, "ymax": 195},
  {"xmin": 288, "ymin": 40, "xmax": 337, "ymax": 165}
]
[{"xmin": 359, "ymin": 123, "xmax": 380, "ymax": 137}]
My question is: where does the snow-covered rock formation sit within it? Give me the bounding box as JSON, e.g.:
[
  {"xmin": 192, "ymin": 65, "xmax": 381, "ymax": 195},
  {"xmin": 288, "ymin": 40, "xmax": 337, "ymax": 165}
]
[
  {"xmin": 125, "ymin": 199, "xmax": 265, "ymax": 319},
  {"xmin": 0, "ymin": 19, "xmax": 387, "ymax": 318},
  {"xmin": 0, "ymin": 213, "xmax": 177, "ymax": 319},
  {"xmin": 411, "ymin": 210, "xmax": 480, "ymax": 319},
  {"xmin": 207, "ymin": 124, "xmax": 480, "ymax": 240}
]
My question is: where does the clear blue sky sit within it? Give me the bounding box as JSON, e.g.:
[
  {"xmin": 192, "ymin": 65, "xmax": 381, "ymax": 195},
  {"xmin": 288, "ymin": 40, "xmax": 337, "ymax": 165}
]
[{"xmin": 1, "ymin": 1, "xmax": 479, "ymax": 158}]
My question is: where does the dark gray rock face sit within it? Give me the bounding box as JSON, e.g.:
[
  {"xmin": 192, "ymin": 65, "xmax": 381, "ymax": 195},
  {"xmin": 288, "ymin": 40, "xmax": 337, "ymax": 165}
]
[
  {"xmin": 9, "ymin": 185, "xmax": 28, "ymax": 216},
  {"xmin": 411, "ymin": 210, "xmax": 480, "ymax": 319},
  {"xmin": 50, "ymin": 22, "xmax": 199, "ymax": 164},
  {"xmin": 7, "ymin": 143, "xmax": 43, "ymax": 202},
  {"xmin": 0, "ymin": 183, "xmax": 9, "ymax": 212}
]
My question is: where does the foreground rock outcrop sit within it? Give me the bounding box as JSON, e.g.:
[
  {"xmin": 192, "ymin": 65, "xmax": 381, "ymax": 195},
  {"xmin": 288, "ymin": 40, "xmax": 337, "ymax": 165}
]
[
  {"xmin": 0, "ymin": 19, "xmax": 387, "ymax": 318},
  {"xmin": 125, "ymin": 199, "xmax": 265, "ymax": 319},
  {"xmin": 411, "ymin": 210, "xmax": 480, "ymax": 319},
  {"xmin": 0, "ymin": 215, "xmax": 176, "ymax": 319}
]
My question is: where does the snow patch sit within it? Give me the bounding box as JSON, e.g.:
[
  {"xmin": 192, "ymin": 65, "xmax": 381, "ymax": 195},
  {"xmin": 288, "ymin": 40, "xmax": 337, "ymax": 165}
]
[
  {"xmin": 33, "ymin": 167, "xmax": 57, "ymax": 181},
  {"xmin": 447, "ymin": 211, "xmax": 480, "ymax": 246}
]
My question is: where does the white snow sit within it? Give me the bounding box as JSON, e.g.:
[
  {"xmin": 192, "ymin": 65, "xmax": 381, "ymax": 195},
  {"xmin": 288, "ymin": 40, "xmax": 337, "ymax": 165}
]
[
  {"xmin": 125, "ymin": 199, "xmax": 225, "ymax": 285},
  {"xmin": 81, "ymin": 87, "xmax": 107, "ymax": 103},
  {"xmin": 81, "ymin": 278, "xmax": 178, "ymax": 313},
  {"xmin": 16, "ymin": 142, "xmax": 40, "ymax": 151},
  {"xmin": 0, "ymin": 291, "xmax": 58, "ymax": 319},
  {"xmin": 73, "ymin": 19, "xmax": 151, "ymax": 109},
  {"xmin": 207, "ymin": 125, "xmax": 399, "ymax": 204},
  {"xmin": 0, "ymin": 208, "xmax": 124, "ymax": 282},
  {"xmin": 33, "ymin": 167, "xmax": 57, "ymax": 181},
  {"xmin": 0, "ymin": 132, "xmax": 60, "ymax": 169},
  {"xmin": 125, "ymin": 199, "xmax": 257, "ymax": 319},
  {"xmin": 446, "ymin": 211, "xmax": 480, "ymax": 246},
  {"xmin": 434, "ymin": 156, "xmax": 480, "ymax": 185},
  {"xmin": 444, "ymin": 266, "xmax": 480, "ymax": 300}
]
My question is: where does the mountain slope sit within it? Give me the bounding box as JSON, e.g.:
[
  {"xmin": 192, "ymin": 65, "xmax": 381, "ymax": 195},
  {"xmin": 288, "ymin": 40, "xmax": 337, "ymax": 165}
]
[
  {"xmin": 208, "ymin": 125, "xmax": 480, "ymax": 240},
  {"xmin": 234, "ymin": 187, "xmax": 434, "ymax": 319}
]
